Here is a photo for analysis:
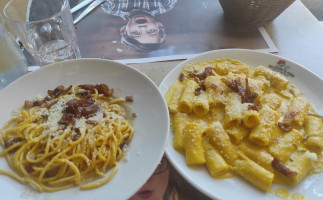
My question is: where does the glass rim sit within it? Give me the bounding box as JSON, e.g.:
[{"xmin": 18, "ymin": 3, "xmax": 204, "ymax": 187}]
[{"xmin": 3, "ymin": 0, "xmax": 69, "ymax": 25}]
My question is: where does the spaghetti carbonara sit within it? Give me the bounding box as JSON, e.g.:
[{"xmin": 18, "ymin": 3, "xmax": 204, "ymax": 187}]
[{"xmin": 0, "ymin": 84, "xmax": 134, "ymax": 192}]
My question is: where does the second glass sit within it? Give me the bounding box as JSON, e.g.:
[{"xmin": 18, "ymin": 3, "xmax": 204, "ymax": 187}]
[
  {"xmin": 0, "ymin": 15, "xmax": 27, "ymax": 89},
  {"xmin": 3, "ymin": 0, "xmax": 81, "ymax": 66}
]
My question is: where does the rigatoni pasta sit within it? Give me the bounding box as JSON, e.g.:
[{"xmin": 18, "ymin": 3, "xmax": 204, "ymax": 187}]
[
  {"xmin": 165, "ymin": 58, "xmax": 323, "ymax": 192},
  {"xmin": 242, "ymin": 110, "xmax": 260, "ymax": 128},
  {"xmin": 183, "ymin": 123, "xmax": 205, "ymax": 165},
  {"xmin": 202, "ymin": 137, "xmax": 230, "ymax": 177},
  {"xmin": 178, "ymin": 80, "xmax": 199, "ymax": 114},
  {"xmin": 192, "ymin": 91, "xmax": 209, "ymax": 117},
  {"xmin": 248, "ymin": 106, "xmax": 280, "ymax": 146},
  {"xmin": 164, "ymin": 80, "xmax": 185, "ymax": 113},
  {"xmin": 276, "ymin": 149, "xmax": 317, "ymax": 185},
  {"xmin": 304, "ymin": 115, "xmax": 323, "ymax": 150},
  {"xmin": 172, "ymin": 113, "xmax": 189, "ymax": 152},
  {"xmin": 232, "ymin": 154, "xmax": 274, "ymax": 191},
  {"xmin": 269, "ymin": 129, "xmax": 304, "ymax": 162},
  {"xmin": 205, "ymin": 122, "xmax": 237, "ymax": 164}
]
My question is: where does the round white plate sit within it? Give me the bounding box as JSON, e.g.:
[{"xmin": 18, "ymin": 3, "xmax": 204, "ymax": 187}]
[
  {"xmin": 0, "ymin": 58, "xmax": 169, "ymax": 200},
  {"xmin": 159, "ymin": 49, "xmax": 323, "ymax": 200}
]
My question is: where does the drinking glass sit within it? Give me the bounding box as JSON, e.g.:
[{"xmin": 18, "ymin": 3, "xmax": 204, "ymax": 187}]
[
  {"xmin": 3, "ymin": 0, "xmax": 81, "ymax": 66},
  {"xmin": 0, "ymin": 15, "xmax": 28, "ymax": 89}
]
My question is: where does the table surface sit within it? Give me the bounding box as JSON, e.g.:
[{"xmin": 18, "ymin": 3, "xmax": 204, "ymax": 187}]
[
  {"xmin": 2, "ymin": 0, "xmax": 323, "ymax": 199},
  {"xmin": 129, "ymin": 0, "xmax": 323, "ymax": 87}
]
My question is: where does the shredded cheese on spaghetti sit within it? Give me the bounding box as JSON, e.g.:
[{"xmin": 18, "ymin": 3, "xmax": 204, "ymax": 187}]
[{"xmin": 0, "ymin": 84, "xmax": 134, "ymax": 192}]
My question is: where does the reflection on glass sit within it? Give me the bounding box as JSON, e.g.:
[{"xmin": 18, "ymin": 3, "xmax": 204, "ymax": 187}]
[
  {"xmin": 0, "ymin": 15, "xmax": 27, "ymax": 89},
  {"xmin": 3, "ymin": 0, "xmax": 81, "ymax": 66}
]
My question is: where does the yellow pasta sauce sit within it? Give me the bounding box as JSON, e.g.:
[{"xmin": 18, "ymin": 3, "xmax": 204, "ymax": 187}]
[
  {"xmin": 0, "ymin": 84, "xmax": 134, "ymax": 192},
  {"xmin": 274, "ymin": 188, "xmax": 309, "ymax": 200},
  {"xmin": 164, "ymin": 58, "xmax": 323, "ymax": 193},
  {"xmin": 291, "ymin": 193, "xmax": 308, "ymax": 200},
  {"xmin": 275, "ymin": 188, "xmax": 291, "ymax": 199}
]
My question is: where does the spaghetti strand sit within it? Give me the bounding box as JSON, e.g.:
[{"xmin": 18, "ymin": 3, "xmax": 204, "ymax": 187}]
[{"xmin": 0, "ymin": 84, "xmax": 134, "ymax": 192}]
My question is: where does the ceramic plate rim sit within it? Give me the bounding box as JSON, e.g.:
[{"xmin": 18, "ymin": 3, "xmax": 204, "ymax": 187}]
[
  {"xmin": 0, "ymin": 58, "xmax": 169, "ymax": 200},
  {"xmin": 159, "ymin": 49, "xmax": 323, "ymax": 200}
]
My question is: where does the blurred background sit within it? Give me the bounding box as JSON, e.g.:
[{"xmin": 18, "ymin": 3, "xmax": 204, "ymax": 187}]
[
  {"xmin": 300, "ymin": 0, "xmax": 323, "ymax": 23},
  {"xmin": 1, "ymin": 0, "xmax": 322, "ymax": 36}
]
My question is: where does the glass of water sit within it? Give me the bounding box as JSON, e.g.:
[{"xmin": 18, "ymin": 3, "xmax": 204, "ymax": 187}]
[
  {"xmin": 0, "ymin": 15, "xmax": 27, "ymax": 89},
  {"xmin": 3, "ymin": 0, "xmax": 81, "ymax": 66}
]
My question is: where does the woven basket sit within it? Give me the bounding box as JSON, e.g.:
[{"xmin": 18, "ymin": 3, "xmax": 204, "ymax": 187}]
[{"xmin": 218, "ymin": 0, "xmax": 295, "ymax": 26}]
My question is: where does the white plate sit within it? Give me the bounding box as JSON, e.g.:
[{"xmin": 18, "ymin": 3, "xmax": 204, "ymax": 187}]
[
  {"xmin": 0, "ymin": 58, "xmax": 169, "ymax": 200},
  {"xmin": 159, "ymin": 49, "xmax": 323, "ymax": 200}
]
